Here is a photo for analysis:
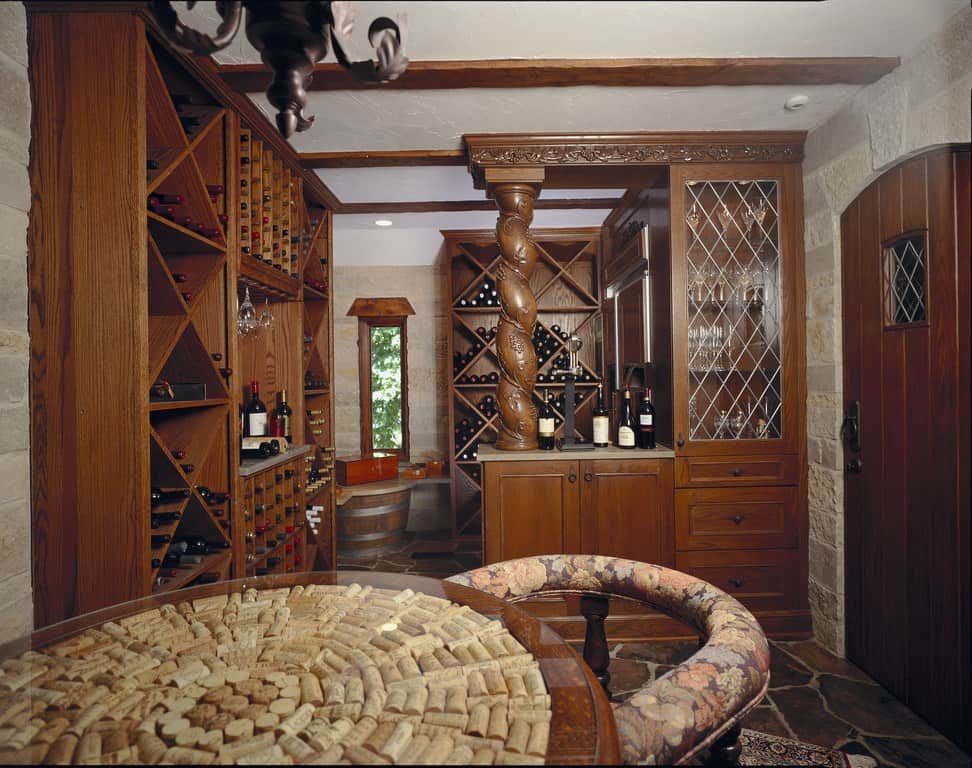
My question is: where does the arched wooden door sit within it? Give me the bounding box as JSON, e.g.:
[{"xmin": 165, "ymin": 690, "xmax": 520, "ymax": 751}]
[{"xmin": 840, "ymin": 146, "xmax": 970, "ymax": 749}]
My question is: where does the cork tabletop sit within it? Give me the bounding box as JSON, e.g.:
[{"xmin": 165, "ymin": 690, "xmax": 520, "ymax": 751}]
[{"xmin": 0, "ymin": 573, "xmax": 619, "ymax": 765}]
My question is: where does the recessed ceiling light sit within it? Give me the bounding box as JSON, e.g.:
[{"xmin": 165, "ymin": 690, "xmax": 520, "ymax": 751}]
[
  {"xmin": 375, "ymin": 219, "xmax": 393, "ymax": 227},
  {"xmin": 784, "ymin": 94, "xmax": 810, "ymax": 112}
]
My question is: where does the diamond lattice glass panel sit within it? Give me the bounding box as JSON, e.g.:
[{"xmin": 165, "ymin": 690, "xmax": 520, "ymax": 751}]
[
  {"xmin": 684, "ymin": 180, "xmax": 783, "ymax": 441},
  {"xmin": 883, "ymin": 234, "xmax": 927, "ymax": 325}
]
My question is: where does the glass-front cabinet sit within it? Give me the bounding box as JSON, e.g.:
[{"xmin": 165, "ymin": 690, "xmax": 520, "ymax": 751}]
[{"xmin": 670, "ymin": 164, "xmax": 804, "ymax": 456}]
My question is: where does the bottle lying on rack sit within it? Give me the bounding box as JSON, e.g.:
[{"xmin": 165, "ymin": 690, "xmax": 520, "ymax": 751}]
[
  {"xmin": 150, "ymin": 511, "xmax": 181, "ymax": 528},
  {"xmin": 151, "ymin": 487, "xmax": 190, "ymax": 507},
  {"xmin": 195, "ymin": 486, "xmax": 230, "ymax": 504}
]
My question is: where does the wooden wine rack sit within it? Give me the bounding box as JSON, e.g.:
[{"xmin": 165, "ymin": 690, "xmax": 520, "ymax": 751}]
[
  {"xmin": 27, "ymin": 7, "xmax": 337, "ymax": 626},
  {"xmin": 444, "ymin": 229, "xmax": 604, "ymax": 538}
]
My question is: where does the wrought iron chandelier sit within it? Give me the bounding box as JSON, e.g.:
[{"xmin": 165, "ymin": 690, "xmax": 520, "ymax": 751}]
[{"xmin": 149, "ymin": 1, "xmax": 408, "ymax": 138}]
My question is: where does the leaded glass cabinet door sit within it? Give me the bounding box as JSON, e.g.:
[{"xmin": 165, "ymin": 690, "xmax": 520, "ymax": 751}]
[{"xmin": 670, "ymin": 164, "xmax": 804, "ymax": 456}]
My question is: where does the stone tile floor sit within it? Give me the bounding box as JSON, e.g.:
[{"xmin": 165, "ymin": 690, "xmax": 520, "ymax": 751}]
[{"xmin": 340, "ymin": 531, "xmax": 971, "ymax": 768}]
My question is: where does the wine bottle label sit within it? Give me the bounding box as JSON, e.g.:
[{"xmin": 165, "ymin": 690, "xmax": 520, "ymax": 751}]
[
  {"xmin": 639, "ymin": 415, "xmax": 654, "ymax": 426},
  {"xmin": 248, "ymin": 412, "xmax": 267, "ymax": 436},
  {"xmin": 593, "ymin": 417, "xmax": 610, "ymax": 444},
  {"xmin": 618, "ymin": 426, "xmax": 635, "ymax": 447},
  {"xmin": 538, "ymin": 418, "xmax": 555, "ymax": 436}
]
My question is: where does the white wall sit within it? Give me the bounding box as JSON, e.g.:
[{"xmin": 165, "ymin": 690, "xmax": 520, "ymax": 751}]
[
  {"xmin": 0, "ymin": 1, "xmax": 32, "ymax": 643},
  {"xmin": 801, "ymin": 6, "xmax": 972, "ymax": 654}
]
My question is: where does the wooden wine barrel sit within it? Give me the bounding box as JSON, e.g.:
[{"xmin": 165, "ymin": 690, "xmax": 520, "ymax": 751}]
[{"xmin": 336, "ymin": 486, "xmax": 413, "ymax": 557}]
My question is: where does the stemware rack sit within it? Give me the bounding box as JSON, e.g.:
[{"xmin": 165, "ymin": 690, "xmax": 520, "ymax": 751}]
[{"xmin": 445, "ymin": 229, "xmax": 603, "ymax": 539}]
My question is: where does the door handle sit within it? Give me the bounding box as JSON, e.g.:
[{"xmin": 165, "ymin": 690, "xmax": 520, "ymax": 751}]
[
  {"xmin": 584, "ymin": 466, "xmax": 593, "ymax": 482},
  {"xmin": 730, "ymin": 467, "xmax": 744, "ymax": 477},
  {"xmin": 845, "ymin": 458, "xmax": 863, "ymax": 473},
  {"xmin": 568, "ymin": 469, "xmax": 577, "ymax": 484},
  {"xmin": 728, "ymin": 578, "xmax": 744, "ymax": 588},
  {"xmin": 728, "ymin": 515, "xmax": 745, "ymax": 524},
  {"xmin": 676, "ymin": 432, "xmax": 685, "ymax": 448},
  {"xmin": 842, "ymin": 400, "xmax": 862, "ymax": 453}
]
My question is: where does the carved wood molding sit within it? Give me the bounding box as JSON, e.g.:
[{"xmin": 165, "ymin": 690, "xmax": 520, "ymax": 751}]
[{"xmin": 465, "ymin": 131, "xmax": 806, "ymax": 187}]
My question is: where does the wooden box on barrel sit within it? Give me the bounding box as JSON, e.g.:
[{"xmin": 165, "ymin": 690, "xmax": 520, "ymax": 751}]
[{"xmin": 335, "ymin": 453, "xmax": 399, "ymax": 486}]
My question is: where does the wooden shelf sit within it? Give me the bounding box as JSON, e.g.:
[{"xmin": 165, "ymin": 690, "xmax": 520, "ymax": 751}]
[
  {"xmin": 239, "ymin": 255, "xmax": 300, "ymax": 299},
  {"xmin": 152, "ymin": 550, "xmax": 232, "ymax": 594},
  {"xmin": 149, "ymin": 398, "xmax": 229, "ymax": 412},
  {"xmin": 303, "ymin": 284, "xmax": 328, "ymax": 301}
]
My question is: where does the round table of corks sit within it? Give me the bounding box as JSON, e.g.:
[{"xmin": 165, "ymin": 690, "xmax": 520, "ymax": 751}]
[{"xmin": 0, "ymin": 572, "xmax": 620, "ymax": 765}]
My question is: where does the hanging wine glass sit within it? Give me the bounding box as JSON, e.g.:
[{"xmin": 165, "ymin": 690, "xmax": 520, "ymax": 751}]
[
  {"xmin": 260, "ymin": 297, "xmax": 274, "ymax": 330},
  {"xmin": 686, "ymin": 204, "xmax": 701, "ymax": 235},
  {"xmin": 717, "ymin": 204, "xmax": 733, "ymax": 235},
  {"xmin": 237, "ymin": 285, "xmax": 257, "ymax": 337}
]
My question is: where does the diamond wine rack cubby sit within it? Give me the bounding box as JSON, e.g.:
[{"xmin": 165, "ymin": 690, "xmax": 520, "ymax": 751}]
[
  {"xmin": 683, "ymin": 179, "xmax": 784, "ymax": 443},
  {"xmin": 445, "ymin": 229, "xmax": 603, "ymax": 538}
]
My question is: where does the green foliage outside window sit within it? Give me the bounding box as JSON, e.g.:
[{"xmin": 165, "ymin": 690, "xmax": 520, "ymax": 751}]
[{"xmin": 370, "ymin": 325, "xmax": 403, "ymax": 449}]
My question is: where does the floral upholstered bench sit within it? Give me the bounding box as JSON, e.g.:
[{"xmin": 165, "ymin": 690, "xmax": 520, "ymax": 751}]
[{"xmin": 447, "ymin": 555, "xmax": 770, "ymax": 766}]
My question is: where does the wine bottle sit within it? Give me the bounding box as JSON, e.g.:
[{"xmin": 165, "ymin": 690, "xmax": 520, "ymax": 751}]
[
  {"xmin": 617, "ymin": 389, "xmax": 636, "ymax": 449},
  {"xmin": 151, "ymin": 534, "xmax": 171, "ymax": 548},
  {"xmin": 592, "ymin": 384, "xmax": 610, "ymax": 448},
  {"xmin": 151, "ymin": 487, "xmax": 190, "ymax": 507},
  {"xmin": 274, "ymin": 390, "xmax": 293, "ymax": 444},
  {"xmin": 246, "ymin": 380, "xmax": 267, "ymax": 437},
  {"xmin": 538, "ymin": 389, "xmax": 556, "ymax": 450},
  {"xmin": 637, "ymin": 388, "xmax": 657, "ymax": 449}
]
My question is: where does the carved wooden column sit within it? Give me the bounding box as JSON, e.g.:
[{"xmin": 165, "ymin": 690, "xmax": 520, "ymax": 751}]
[{"xmin": 487, "ymin": 167, "xmax": 544, "ymax": 450}]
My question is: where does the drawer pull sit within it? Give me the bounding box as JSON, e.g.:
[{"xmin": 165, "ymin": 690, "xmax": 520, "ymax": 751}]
[
  {"xmin": 568, "ymin": 470, "xmax": 577, "ymax": 484},
  {"xmin": 584, "ymin": 466, "xmax": 593, "ymax": 483},
  {"xmin": 729, "ymin": 515, "xmax": 746, "ymax": 525},
  {"xmin": 730, "ymin": 467, "xmax": 744, "ymax": 477},
  {"xmin": 728, "ymin": 578, "xmax": 744, "ymax": 588}
]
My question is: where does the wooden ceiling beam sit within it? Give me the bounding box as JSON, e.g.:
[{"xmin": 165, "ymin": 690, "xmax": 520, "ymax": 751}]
[
  {"xmin": 301, "ymin": 149, "xmax": 467, "ymax": 169},
  {"xmin": 334, "ymin": 198, "xmax": 621, "ymax": 215},
  {"xmin": 220, "ymin": 57, "xmax": 900, "ymax": 93}
]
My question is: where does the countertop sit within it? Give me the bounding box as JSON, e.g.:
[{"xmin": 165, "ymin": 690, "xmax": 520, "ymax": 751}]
[
  {"xmin": 336, "ymin": 477, "xmax": 416, "ymax": 506},
  {"xmin": 239, "ymin": 444, "xmax": 312, "ymax": 476},
  {"xmin": 477, "ymin": 443, "xmax": 675, "ymax": 461}
]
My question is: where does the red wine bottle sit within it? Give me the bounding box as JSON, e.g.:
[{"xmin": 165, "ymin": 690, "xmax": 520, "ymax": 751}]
[
  {"xmin": 151, "ymin": 534, "xmax": 172, "ymax": 548},
  {"xmin": 274, "ymin": 390, "xmax": 293, "ymax": 444},
  {"xmin": 151, "ymin": 487, "xmax": 190, "ymax": 507},
  {"xmin": 245, "ymin": 381, "xmax": 267, "ymax": 437},
  {"xmin": 538, "ymin": 390, "xmax": 556, "ymax": 450},
  {"xmin": 206, "ymin": 185, "xmax": 224, "ymax": 195},
  {"xmin": 637, "ymin": 388, "xmax": 656, "ymax": 449}
]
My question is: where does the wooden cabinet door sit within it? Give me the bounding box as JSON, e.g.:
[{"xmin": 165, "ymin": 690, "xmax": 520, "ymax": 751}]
[
  {"xmin": 669, "ymin": 163, "xmax": 805, "ymax": 457},
  {"xmin": 483, "ymin": 461, "xmax": 580, "ymax": 564},
  {"xmin": 579, "ymin": 459, "xmax": 674, "ymax": 566}
]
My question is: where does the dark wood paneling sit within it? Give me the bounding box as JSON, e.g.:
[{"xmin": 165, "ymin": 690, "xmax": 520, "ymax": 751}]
[
  {"xmin": 579, "ymin": 459, "xmax": 675, "ymax": 566},
  {"xmin": 675, "ymin": 455, "xmax": 799, "ymax": 487},
  {"xmin": 675, "ymin": 486, "xmax": 797, "ymax": 550},
  {"xmin": 28, "ymin": 12, "xmax": 149, "ymax": 626},
  {"xmin": 483, "ymin": 461, "xmax": 580, "ymax": 563},
  {"xmin": 676, "ymin": 548, "xmax": 799, "ymax": 611},
  {"xmin": 219, "ymin": 57, "xmax": 899, "ymax": 92}
]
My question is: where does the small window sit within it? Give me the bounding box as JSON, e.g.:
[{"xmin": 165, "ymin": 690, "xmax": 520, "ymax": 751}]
[
  {"xmin": 350, "ymin": 297, "xmax": 415, "ymax": 460},
  {"xmin": 883, "ymin": 232, "xmax": 928, "ymax": 326}
]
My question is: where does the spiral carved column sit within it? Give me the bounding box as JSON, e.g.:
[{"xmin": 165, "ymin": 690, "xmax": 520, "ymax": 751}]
[{"xmin": 491, "ymin": 180, "xmax": 543, "ymax": 450}]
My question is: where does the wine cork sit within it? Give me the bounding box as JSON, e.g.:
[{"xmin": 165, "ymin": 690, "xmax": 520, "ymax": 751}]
[
  {"xmin": 444, "ymin": 686, "xmax": 468, "ymax": 715},
  {"xmin": 422, "ymin": 711, "xmax": 468, "ymax": 730},
  {"xmin": 526, "ymin": 721, "xmax": 549, "ymax": 757},
  {"xmin": 206, "ymin": 712, "xmax": 234, "ymax": 733},
  {"xmin": 278, "ymin": 684, "xmax": 301, "ymax": 700},
  {"xmin": 445, "ymin": 744, "xmax": 476, "ymax": 764},
  {"xmin": 277, "ymin": 732, "xmax": 316, "ymax": 761},
  {"xmin": 196, "ymin": 729, "xmax": 223, "ymax": 754},
  {"xmin": 344, "ymin": 743, "xmax": 391, "ymax": 764},
  {"xmin": 278, "ymin": 702, "xmax": 315, "ymax": 736},
  {"xmin": 216, "ymin": 731, "xmax": 274, "ymax": 761},
  {"xmin": 225, "ymin": 669, "xmax": 249, "ymax": 685},
  {"xmin": 5, "ymin": 719, "xmax": 40, "ymax": 750},
  {"xmin": 175, "ymin": 725, "xmax": 205, "ymax": 748},
  {"xmin": 506, "ymin": 718, "xmax": 531, "ymax": 754},
  {"xmin": 418, "ymin": 733, "xmax": 454, "ymax": 764},
  {"xmin": 403, "ymin": 686, "xmax": 429, "ymax": 716},
  {"xmin": 466, "ymin": 703, "xmax": 490, "ymax": 737},
  {"xmin": 167, "ymin": 696, "xmax": 198, "ymax": 715},
  {"xmin": 75, "ymin": 731, "xmax": 102, "ymax": 764},
  {"xmin": 467, "ymin": 670, "xmax": 488, "ymax": 698},
  {"xmin": 497, "ymin": 751, "xmax": 545, "ymax": 765},
  {"xmin": 486, "ymin": 704, "xmax": 508, "ymax": 741},
  {"xmin": 433, "ymin": 647, "xmax": 461, "ymax": 669},
  {"xmin": 33, "ymin": 715, "xmax": 70, "ymax": 745},
  {"xmin": 379, "ymin": 663, "xmax": 403, "ymax": 686},
  {"xmin": 306, "ymin": 744, "xmax": 344, "ymax": 764},
  {"xmin": 361, "ymin": 666, "xmax": 383, "ymax": 697},
  {"xmin": 471, "ymin": 746, "xmax": 496, "ymax": 764},
  {"xmin": 483, "ymin": 669, "xmax": 508, "ymax": 696},
  {"xmin": 268, "ymin": 697, "xmax": 297, "ymax": 717},
  {"xmin": 505, "ymin": 674, "xmax": 527, "ymax": 699},
  {"xmin": 250, "ymin": 684, "xmax": 279, "ymax": 705},
  {"xmin": 67, "ymin": 702, "xmax": 108, "ymax": 737},
  {"xmin": 397, "ymin": 733, "xmax": 430, "ymax": 764},
  {"xmin": 523, "ymin": 669, "xmax": 545, "ymax": 696},
  {"xmin": 253, "ymin": 712, "xmax": 279, "ymax": 734},
  {"xmin": 340, "ymin": 715, "xmax": 378, "ymax": 748},
  {"xmin": 346, "ymin": 677, "xmax": 365, "ymax": 705},
  {"xmin": 362, "ymin": 720, "xmax": 398, "ymax": 754},
  {"xmin": 325, "ymin": 681, "xmax": 345, "ymax": 705},
  {"xmin": 160, "ymin": 716, "xmax": 191, "ymax": 740},
  {"xmin": 426, "ymin": 687, "xmax": 447, "ymax": 714},
  {"xmin": 385, "ymin": 688, "xmax": 406, "ymax": 713},
  {"xmin": 376, "ymin": 719, "xmax": 413, "ymax": 762},
  {"xmin": 161, "ymin": 746, "xmax": 215, "ymax": 764},
  {"xmin": 360, "ymin": 691, "xmax": 384, "ymax": 721},
  {"xmin": 299, "ymin": 674, "xmax": 324, "ymax": 706},
  {"xmin": 223, "ymin": 717, "xmax": 254, "ymax": 741},
  {"xmin": 203, "ymin": 684, "xmax": 234, "ymax": 704},
  {"xmin": 45, "ymin": 733, "xmax": 79, "ymax": 765},
  {"xmin": 397, "ymin": 656, "xmax": 421, "ymax": 680},
  {"xmin": 239, "ymin": 704, "xmax": 268, "ymax": 724}
]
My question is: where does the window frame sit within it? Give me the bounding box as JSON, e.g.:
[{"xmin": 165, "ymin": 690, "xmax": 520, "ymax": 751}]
[{"xmin": 358, "ymin": 315, "xmax": 410, "ymax": 461}]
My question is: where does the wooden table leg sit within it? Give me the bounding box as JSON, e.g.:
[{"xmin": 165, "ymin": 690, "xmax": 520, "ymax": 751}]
[
  {"xmin": 705, "ymin": 722, "xmax": 742, "ymax": 767},
  {"xmin": 580, "ymin": 593, "xmax": 611, "ymax": 699}
]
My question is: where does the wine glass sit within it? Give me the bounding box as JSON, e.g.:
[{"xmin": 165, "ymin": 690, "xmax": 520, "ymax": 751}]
[
  {"xmin": 237, "ymin": 285, "xmax": 257, "ymax": 337},
  {"xmin": 260, "ymin": 297, "xmax": 274, "ymax": 330}
]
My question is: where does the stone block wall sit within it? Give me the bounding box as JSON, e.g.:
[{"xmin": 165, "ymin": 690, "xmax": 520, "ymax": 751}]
[
  {"xmin": 801, "ymin": 6, "xmax": 971, "ymax": 654},
  {"xmin": 333, "ymin": 261, "xmax": 450, "ymax": 464},
  {"xmin": 0, "ymin": 1, "xmax": 32, "ymax": 643}
]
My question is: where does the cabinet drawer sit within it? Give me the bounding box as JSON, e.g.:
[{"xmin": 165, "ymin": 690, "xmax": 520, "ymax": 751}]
[
  {"xmin": 675, "ymin": 455, "xmax": 798, "ymax": 487},
  {"xmin": 675, "ymin": 549, "xmax": 799, "ymax": 611},
  {"xmin": 676, "ymin": 487, "xmax": 797, "ymax": 550}
]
